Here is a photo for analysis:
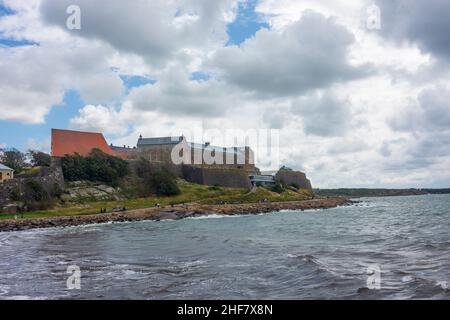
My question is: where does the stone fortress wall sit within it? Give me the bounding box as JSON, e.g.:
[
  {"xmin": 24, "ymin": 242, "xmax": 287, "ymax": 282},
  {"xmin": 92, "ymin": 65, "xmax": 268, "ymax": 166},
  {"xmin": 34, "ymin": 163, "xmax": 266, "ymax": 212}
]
[
  {"xmin": 118, "ymin": 136, "xmax": 313, "ymax": 190},
  {"xmin": 121, "ymin": 136, "xmax": 260, "ymax": 189},
  {"xmin": 181, "ymin": 165, "xmax": 252, "ymax": 189},
  {"xmin": 128, "ymin": 141, "xmax": 256, "ymax": 172},
  {"xmin": 0, "ymin": 163, "xmax": 64, "ymax": 206}
]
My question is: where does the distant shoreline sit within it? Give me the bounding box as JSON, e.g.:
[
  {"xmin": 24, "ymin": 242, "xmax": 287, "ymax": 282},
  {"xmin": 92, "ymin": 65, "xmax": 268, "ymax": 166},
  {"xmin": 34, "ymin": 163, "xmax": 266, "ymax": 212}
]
[
  {"xmin": 0, "ymin": 197, "xmax": 355, "ymax": 233},
  {"xmin": 314, "ymin": 188, "xmax": 450, "ymax": 198}
]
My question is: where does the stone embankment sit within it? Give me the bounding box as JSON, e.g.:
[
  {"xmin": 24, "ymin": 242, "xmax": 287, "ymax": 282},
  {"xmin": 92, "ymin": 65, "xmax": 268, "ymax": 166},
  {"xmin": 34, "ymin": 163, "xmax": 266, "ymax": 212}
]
[{"xmin": 0, "ymin": 197, "xmax": 356, "ymax": 232}]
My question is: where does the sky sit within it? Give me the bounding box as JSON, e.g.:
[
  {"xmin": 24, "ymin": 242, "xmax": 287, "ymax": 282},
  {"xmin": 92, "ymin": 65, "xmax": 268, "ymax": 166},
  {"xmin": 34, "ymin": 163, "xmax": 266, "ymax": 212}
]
[{"xmin": 1, "ymin": 0, "xmax": 450, "ymax": 188}]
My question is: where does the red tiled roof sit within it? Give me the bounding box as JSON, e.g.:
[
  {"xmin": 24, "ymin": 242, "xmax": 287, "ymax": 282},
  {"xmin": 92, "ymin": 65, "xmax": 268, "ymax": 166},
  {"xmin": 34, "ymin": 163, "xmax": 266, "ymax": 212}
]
[{"xmin": 51, "ymin": 129, "xmax": 116, "ymax": 158}]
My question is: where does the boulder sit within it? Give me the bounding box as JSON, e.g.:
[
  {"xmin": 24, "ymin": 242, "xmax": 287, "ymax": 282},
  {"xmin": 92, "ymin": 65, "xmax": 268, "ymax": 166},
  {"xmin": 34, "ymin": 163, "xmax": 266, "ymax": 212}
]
[
  {"xmin": 156, "ymin": 211, "xmax": 180, "ymax": 221},
  {"xmin": 1, "ymin": 203, "xmax": 23, "ymax": 214}
]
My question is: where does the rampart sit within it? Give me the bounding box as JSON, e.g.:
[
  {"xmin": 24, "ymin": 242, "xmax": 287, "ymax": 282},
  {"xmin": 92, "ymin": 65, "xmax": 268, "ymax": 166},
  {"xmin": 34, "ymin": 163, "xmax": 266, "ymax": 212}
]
[{"xmin": 182, "ymin": 165, "xmax": 252, "ymax": 189}]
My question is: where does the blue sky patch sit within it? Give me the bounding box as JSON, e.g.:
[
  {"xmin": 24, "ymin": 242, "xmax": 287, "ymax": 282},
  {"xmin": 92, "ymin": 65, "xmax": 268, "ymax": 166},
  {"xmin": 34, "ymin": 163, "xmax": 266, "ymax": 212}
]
[
  {"xmin": 120, "ymin": 75, "xmax": 155, "ymax": 91},
  {"xmin": 0, "ymin": 4, "xmax": 15, "ymax": 16},
  {"xmin": 0, "ymin": 91, "xmax": 84, "ymax": 151},
  {"xmin": 0, "ymin": 37, "xmax": 38, "ymax": 47},
  {"xmin": 226, "ymin": 0, "xmax": 269, "ymax": 46},
  {"xmin": 190, "ymin": 71, "xmax": 211, "ymax": 82}
]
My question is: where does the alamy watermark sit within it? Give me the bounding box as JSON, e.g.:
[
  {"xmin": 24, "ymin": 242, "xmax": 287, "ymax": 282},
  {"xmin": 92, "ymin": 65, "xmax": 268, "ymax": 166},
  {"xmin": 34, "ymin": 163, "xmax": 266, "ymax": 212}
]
[
  {"xmin": 168, "ymin": 128, "xmax": 280, "ymax": 169},
  {"xmin": 66, "ymin": 265, "xmax": 81, "ymax": 290},
  {"xmin": 366, "ymin": 4, "xmax": 381, "ymax": 30},
  {"xmin": 66, "ymin": 5, "xmax": 81, "ymax": 30},
  {"xmin": 366, "ymin": 264, "xmax": 381, "ymax": 290}
]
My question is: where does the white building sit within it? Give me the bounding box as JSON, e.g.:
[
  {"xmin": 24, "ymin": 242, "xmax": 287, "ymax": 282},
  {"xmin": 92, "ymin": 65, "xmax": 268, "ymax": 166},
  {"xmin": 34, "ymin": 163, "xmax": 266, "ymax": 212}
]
[{"xmin": 0, "ymin": 163, "xmax": 14, "ymax": 183}]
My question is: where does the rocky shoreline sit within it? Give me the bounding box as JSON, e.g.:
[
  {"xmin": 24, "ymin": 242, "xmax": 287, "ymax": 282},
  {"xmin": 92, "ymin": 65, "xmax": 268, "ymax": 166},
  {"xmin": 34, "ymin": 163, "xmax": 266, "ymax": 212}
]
[{"xmin": 0, "ymin": 197, "xmax": 356, "ymax": 233}]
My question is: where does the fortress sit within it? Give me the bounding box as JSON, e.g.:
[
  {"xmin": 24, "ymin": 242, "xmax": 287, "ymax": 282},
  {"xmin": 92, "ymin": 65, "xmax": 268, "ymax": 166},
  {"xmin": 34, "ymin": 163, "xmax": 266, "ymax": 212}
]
[
  {"xmin": 111, "ymin": 135, "xmax": 255, "ymax": 172},
  {"xmin": 51, "ymin": 129, "xmax": 312, "ymax": 190}
]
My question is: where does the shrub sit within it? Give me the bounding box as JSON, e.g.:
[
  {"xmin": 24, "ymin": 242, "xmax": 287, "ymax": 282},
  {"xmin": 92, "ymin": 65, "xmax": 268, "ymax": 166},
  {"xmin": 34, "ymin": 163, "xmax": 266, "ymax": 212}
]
[
  {"xmin": 208, "ymin": 185, "xmax": 222, "ymax": 191},
  {"xmin": 61, "ymin": 153, "xmax": 87, "ymax": 181},
  {"xmin": 62, "ymin": 149, "xmax": 128, "ymax": 187},
  {"xmin": 151, "ymin": 167, "xmax": 181, "ymax": 196},
  {"xmin": 271, "ymin": 183, "xmax": 285, "ymax": 194},
  {"xmin": 135, "ymin": 158, "xmax": 180, "ymax": 197},
  {"xmin": 50, "ymin": 182, "xmax": 63, "ymax": 199},
  {"xmin": 22, "ymin": 179, "xmax": 54, "ymax": 211},
  {"xmin": 29, "ymin": 150, "xmax": 51, "ymax": 167},
  {"xmin": 9, "ymin": 187, "xmax": 21, "ymax": 201},
  {"xmin": 290, "ymin": 182, "xmax": 300, "ymax": 190}
]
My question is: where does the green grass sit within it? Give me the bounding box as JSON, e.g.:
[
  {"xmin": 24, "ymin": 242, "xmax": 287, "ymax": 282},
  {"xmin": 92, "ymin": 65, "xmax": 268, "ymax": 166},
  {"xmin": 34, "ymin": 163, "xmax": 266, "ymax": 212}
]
[
  {"xmin": 199, "ymin": 186, "xmax": 314, "ymax": 205},
  {"xmin": 0, "ymin": 180, "xmax": 315, "ymax": 220},
  {"xmin": 15, "ymin": 166, "xmax": 42, "ymax": 176}
]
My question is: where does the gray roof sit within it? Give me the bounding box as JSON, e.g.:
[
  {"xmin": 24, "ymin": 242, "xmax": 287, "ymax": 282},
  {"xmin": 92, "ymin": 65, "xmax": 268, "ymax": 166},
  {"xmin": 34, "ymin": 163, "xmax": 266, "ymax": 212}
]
[
  {"xmin": 260, "ymin": 170, "xmax": 277, "ymax": 176},
  {"xmin": 0, "ymin": 163, "xmax": 13, "ymax": 171},
  {"xmin": 137, "ymin": 136, "xmax": 183, "ymax": 146},
  {"xmin": 110, "ymin": 145, "xmax": 135, "ymax": 151},
  {"xmin": 137, "ymin": 136, "xmax": 249, "ymax": 155},
  {"xmin": 189, "ymin": 142, "xmax": 244, "ymax": 155}
]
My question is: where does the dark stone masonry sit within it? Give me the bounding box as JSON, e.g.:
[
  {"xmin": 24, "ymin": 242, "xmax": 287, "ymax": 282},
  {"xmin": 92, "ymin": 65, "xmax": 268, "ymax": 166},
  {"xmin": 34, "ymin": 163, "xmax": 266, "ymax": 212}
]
[{"xmin": 0, "ymin": 165, "xmax": 64, "ymax": 207}]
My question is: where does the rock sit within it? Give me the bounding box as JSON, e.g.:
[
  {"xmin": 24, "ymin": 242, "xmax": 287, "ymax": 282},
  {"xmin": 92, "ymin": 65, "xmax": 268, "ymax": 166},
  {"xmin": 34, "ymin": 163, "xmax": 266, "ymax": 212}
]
[
  {"xmin": 357, "ymin": 287, "xmax": 371, "ymax": 294},
  {"xmin": 156, "ymin": 212, "xmax": 180, "ymax": 221},
  {"xmin": 96, "ymin": 185, "xmax": 117, "ymax": 194},
  {"xmin": 1, "ymin": 204, "xmax": 20, "ymax": 214}
]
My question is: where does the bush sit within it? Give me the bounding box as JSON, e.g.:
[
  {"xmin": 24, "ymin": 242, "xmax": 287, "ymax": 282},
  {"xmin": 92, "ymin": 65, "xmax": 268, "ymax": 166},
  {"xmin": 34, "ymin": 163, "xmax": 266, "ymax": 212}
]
[
  {"xmin": 271, "ymin": 183, "xmax": 286, "ymax": 194},
  {"xmin": 22, "ymin": 179, "xmax": 54, "ymax": 211},
  {"xmin": 9, "ymin": 187, "xmax": 21, "ymax": 201},
  {"xmin": 62, "ymin": 149, "xmax": 128, "ymax": 187},
  {"xmin": 208, "ymin": 185, "xmax": 222, "ymax": 191},
  {"xmin": 29, "ymin": 150, "xmax": 51, "ymax": 167},
  {"xmin": 135, "ymin": 158, "xmax": 180, "ymax": 197},
  {"xmin": 50, "ymin": 182, "xmax": 63, "ymax": 198},
  {"xmin": 290, "ymin": 182, "xmax": 300, "ymax": 190},
  {"xmin": 151, "ymin": 167, "xmax": 181, "ymax": 196}
]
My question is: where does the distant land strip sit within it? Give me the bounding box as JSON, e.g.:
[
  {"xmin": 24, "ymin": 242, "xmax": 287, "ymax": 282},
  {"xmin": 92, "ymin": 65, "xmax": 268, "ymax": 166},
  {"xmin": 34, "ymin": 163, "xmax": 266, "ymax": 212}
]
[{"xmin": 314, "ymin": 188, "xmax": 450, "ymax": 198}]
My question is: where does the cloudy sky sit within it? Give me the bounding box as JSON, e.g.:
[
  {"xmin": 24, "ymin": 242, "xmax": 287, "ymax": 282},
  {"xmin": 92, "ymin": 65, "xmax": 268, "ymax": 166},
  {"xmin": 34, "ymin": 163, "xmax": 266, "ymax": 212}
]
[{"xmin": 1, "ymin": 0, "xmax": 450, "ymax": 188}]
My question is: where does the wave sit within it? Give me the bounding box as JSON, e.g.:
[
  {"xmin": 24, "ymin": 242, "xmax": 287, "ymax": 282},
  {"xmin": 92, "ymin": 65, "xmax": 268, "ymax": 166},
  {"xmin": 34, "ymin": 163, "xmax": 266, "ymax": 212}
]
[
  {"xmin": 1, "ymin": 295, "xmax": 49, "ymax": 300},
  {"xmin": 0, "ymin": 285, "xmax": 9, "ymax": 296},
  {"xmin": 187, "ymin": 214, "xmax": 247, "ymax": 220},
  {"xmin": 285, "ymin": 254, "xmax": 344, "ymax": 278}
]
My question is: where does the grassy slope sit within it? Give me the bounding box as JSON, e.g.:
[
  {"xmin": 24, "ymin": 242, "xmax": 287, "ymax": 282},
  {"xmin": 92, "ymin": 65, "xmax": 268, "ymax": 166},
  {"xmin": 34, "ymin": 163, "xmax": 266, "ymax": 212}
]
[{"xmin": 0, "ymin": 180, "xmax": 315, "ymax": 220}]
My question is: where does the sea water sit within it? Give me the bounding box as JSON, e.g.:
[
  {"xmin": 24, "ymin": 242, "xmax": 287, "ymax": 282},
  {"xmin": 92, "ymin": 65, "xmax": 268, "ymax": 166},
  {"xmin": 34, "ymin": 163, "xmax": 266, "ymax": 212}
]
[{"xmin": 0, "ymin": 195, "xmax": 449, "ymax": 299}]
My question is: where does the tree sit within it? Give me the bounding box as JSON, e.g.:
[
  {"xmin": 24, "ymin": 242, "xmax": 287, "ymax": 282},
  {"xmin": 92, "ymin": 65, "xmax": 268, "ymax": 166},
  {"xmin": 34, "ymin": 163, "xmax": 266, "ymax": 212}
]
[
  {"xmin": 61, "ymin": 149, "xmax": 128, "ymax": 187},
  {"xmin": 271, "ymin": 182, "xmax": 286, "ymax": 194},
  {"xmin": 0, "ymin": 148, "xmax": 27, "ymax": 173},
  {"xmin": 135, "ymin": 158, "xmax": 180, "ymax": 197},
  {"xmin": 29, "ymin": 150, "xmax": 51, "ymax": 167},
  {"xmin": 150, "ymin": 167, "xmax": 180, "ymax": 197},
  {"xmin": 20, "ymin": 179, "xmax": 55, "ymax": 211}
]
